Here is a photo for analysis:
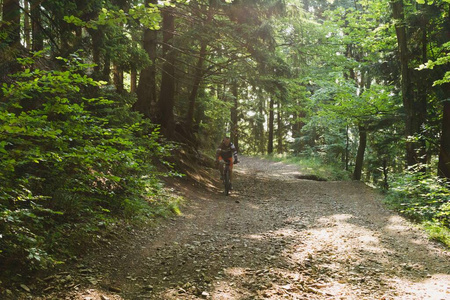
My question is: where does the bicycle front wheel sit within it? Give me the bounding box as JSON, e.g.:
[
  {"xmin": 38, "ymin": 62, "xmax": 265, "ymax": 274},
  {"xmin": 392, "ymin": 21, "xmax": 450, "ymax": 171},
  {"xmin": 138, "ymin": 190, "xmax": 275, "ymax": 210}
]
[{"xmin": 224, "ymin": 166, "xmax": 230, "ymax": 196}]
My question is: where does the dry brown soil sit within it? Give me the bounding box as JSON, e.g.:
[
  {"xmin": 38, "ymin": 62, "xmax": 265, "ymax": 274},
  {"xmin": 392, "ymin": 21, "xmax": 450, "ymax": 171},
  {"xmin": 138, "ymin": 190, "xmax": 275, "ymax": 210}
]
[{"xmin": 18, "ymin": 157, "xmax": 450, "ymax": 299}]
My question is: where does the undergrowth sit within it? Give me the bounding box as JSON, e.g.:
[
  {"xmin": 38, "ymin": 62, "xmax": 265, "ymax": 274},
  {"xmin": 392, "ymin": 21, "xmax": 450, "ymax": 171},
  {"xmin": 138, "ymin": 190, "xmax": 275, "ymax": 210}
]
[
  {"xmin": 0, "ymin": 50, "xmax": 182, "ymax": 282},
  {"xmin": 385, "ymin": 171, "xmax": 450, "ymax": 247}
]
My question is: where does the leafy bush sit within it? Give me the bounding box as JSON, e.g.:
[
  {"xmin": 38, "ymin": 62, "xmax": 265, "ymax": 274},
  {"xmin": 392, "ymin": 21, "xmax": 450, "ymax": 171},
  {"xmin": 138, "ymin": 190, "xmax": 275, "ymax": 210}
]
[
  {"xmin": 0, "ymin": 51, "xmax": 171, "ymax": 271},
  {"xmin": 423, "ymin": 222, "xmax": 450, "ymax": 246},
  {"xmin": 387, "ymin": 172, "xmax": 450, "ymax": 225},
  {"xmin": 386, "ymin": 170, "xmax": 450, "ymax": 246}
]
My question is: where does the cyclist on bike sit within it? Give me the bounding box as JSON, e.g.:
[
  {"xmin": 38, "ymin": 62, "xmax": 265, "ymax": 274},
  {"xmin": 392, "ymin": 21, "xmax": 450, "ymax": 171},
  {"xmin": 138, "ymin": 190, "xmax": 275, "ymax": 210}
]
[{"xmin": 216, "ymin": 136, "xmax": 239, "ymax": 189}]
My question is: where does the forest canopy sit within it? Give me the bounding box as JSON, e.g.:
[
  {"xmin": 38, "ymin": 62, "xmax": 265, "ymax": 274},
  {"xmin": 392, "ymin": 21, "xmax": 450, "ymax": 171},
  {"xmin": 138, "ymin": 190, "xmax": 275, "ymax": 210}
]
[{"xmin": 1, "ymin": 0, "xmax": 449, "ymax": 274}]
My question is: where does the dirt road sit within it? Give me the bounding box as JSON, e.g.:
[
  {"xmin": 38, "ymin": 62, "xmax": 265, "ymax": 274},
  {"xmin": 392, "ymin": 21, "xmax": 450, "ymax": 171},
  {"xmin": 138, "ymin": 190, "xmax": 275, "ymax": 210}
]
[{"xmin": 34, "ymin": 156, "xmax": 449, "ymax": 299}]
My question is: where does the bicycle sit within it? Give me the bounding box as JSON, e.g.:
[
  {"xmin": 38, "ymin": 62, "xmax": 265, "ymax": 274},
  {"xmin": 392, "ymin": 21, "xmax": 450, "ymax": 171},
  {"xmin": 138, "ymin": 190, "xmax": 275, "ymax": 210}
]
[
  {"xmin": 220, "ymin": 160, "xmax": 232, "ymax": 196},
  {"xmin": 220, "ymin": 159, "xmax": 239, "ymax": 196}
]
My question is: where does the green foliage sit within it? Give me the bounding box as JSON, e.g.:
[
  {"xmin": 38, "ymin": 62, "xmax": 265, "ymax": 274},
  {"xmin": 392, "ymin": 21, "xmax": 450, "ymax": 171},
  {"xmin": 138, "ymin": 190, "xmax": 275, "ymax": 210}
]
[
  {"xmin": 0, "ymin": 51, "xmax": 172, "ymax": 271},
  {"xmin": 64, "ymin": 4, "xmax": 162, "ymax": 31},
  {"xmin": 423, "ymin": 222, "xmax": 450, "ymax": 247},
  {"xmin": 386, "ymin": 170, "xmax": 450, "ymax": 245},
  {"xmin": 197, "ymin": 90, "xmax": 233, "ymax": 150},
  {"xmin": 417, "ymin": 42, "xmax": 450, "ymax": 86}
]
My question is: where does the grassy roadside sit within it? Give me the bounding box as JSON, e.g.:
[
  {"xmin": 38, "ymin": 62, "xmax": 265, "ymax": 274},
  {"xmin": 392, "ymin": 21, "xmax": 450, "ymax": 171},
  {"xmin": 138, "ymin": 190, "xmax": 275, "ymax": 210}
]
[
  {"xmin": 383, "ymin": 199, "xmax": 450, "ymax": 248},
  {"xmin": 384, "ymin": 172, "xmax": 450, "ymax": 248},
  {"xmin": 263, "ymin": 154, "xmax": 351, "ymax": 181}
]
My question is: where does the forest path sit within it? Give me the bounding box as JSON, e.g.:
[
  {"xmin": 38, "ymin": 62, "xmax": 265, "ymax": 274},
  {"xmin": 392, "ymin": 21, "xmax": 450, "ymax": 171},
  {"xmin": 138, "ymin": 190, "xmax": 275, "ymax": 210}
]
[{"xmin": 37, "ymin": 156, "xmax": 449, "ymax": 300}]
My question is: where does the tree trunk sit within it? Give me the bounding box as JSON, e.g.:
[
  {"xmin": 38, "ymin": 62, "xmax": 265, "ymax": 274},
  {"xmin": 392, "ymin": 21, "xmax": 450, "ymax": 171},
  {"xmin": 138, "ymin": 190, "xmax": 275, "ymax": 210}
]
[
  {"xmin": 268, "ymin": 97, "xmax": 274, "ymax": 154},
  {"xmin": 392, "ymin": 0, "xmax": 423, "ymax": 167},
  {"xmin": 291, "ymin": 112, "xmax": 301, "ymax": 139},
  {"xmin": 158, "ymin": 6, "xmax": 176, "ymax": 138},
  {"xmin": 102, "ymin": 52, "xmax": 111, "ymax": 82},
  {"xmin": 186, "ymin": 2, "xmax": 214, "ymax": 130},
  {"xmin": 130, "ymin": 68, "xmax": 137, "ymax": 94},
  {"xmin": 292, "ymin": 101, "xmax": 306, "ymax": 154},
  {"xmin": 344, "ymin": 125, "xmax": 350, "ymax": 171},
  {"xmin": 382, "ymin": 159, "xmax": 389, "ymax": 190},
  {"xmin": 277, "ymin": 101, "xmax": 283, "ymax": 154},
  {"xmin": 437, "ymin": 11, "xmax": 450, "ymax": 180},
  {"xmin": 230, "ymin": 81, "xmax": 239, "ymax": 152},
  {"xmin": 24, "ymin": 1, "xmax": 31, "ymax": 49},
  {"xmin": 31, "ymin": 1, "xmax": 44, "ymax": 51},
  {"xmin": 135, "ymin": 0, "xmax": 158, "ymax": 119},
  {"xmin": 438, "ymin": 98, "xmax": 450, "ymax": 180},
  {"xmin": 417, "ymin": 24, "xmax": 429, "ymax": 171},
  {"xmin": 258, "ymin": 102, "xmax": 265, "ymax": 154},
  {"xmin": 113, "ymin": 65, "xmax": 124, "ymax": 94},
  {"xmin": 88, "ymin": 28, "xmax": 104, "ymax": 79},
  {"xmin": 353, "ymin": 125, "xmax": 367, "ymax": 180},
  {"xmin": 2, "ymin": 0, "xmax": 21, "ymax": 48},
  {"xmin": 186, "ymin": 41, "xmax": 207, "ymax": 129}
]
